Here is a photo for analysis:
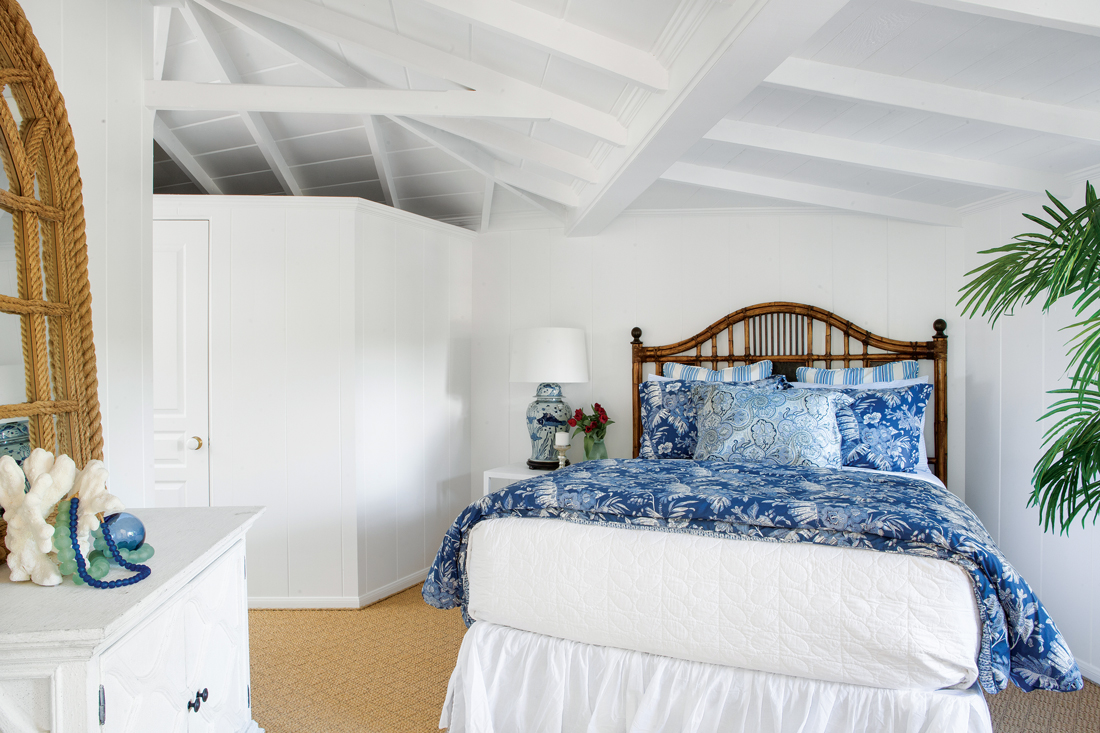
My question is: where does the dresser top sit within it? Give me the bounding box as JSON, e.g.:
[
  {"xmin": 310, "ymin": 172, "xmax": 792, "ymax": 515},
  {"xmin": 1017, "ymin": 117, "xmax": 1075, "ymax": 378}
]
[{"xmin": 0, "ymin": 506, "xmax": 263, "ymax": 649}]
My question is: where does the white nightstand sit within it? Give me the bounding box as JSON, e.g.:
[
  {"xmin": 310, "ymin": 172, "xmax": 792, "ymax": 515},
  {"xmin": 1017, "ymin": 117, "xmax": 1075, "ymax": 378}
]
[{"xmin": 483, "ymin": 462, "xmax": 556, "ymax": 496}]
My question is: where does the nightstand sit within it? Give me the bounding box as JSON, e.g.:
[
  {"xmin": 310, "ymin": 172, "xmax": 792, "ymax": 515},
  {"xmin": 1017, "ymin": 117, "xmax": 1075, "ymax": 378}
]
[{"xmin": 483, "ymin": 462, "xmax": 554, "ymax": 496}]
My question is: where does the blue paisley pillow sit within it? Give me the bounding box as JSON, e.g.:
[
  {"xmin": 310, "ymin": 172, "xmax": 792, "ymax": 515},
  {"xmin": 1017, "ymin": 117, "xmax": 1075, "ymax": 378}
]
[
  {"xmin": 836, "ymin": 383, "xmax": 933, "ymax": 472},
  {"xmin": 691, "ymin": 385, "xmax": 853, "ymax": 468},
  {"xmin": 638, "ymin": 376, "xmax": 789, "ymax": 459}
]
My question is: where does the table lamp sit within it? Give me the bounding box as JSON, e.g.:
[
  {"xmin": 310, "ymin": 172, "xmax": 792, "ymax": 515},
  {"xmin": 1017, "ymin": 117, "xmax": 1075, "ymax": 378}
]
[{"xmin": 510, "ymin": 327, "xmax": 589, "ymax": 469}]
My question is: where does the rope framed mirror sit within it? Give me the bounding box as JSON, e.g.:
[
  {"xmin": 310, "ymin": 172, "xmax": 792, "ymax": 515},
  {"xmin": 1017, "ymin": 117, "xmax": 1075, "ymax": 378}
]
[{"xmin": 0, "ymin": 0, "xmax": 103, "ymax": 470}]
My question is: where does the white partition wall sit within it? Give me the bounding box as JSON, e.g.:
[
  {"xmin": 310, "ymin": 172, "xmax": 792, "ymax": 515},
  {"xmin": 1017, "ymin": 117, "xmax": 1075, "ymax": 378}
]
[{"xmin": 153, "ymin": 196, "xmax": 473, "ymax": 608}]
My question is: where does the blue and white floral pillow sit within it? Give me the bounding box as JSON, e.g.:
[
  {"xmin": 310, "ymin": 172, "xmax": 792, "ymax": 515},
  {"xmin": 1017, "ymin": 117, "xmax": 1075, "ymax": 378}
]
[
  {"xmin": 662, "ymin": 360, "xmax": 773, "ymax": 382},
  {"xmin": 836, "ymin": 383, "xmax": 933, "ymax": 472},
  {"xmin": 691, "ymin": 385, "xmax": 853, "ymax": 468},
  {"xmin": 638, "ymin": 376, "xmax": 789, "ymax": 459}
]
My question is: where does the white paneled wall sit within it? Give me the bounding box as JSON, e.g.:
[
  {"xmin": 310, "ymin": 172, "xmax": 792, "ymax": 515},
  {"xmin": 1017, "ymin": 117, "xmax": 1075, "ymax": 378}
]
[
  {"xmin": 154, "ymin": 196, "xmax": 473, "ymax": 608},
  {"xmin": 473, "ymin": 211, "xmax": 968, "ymax": 498},
  {"xmin": 964, "ymin": 192, "xmax": 1100, "ymax": 683},
  {"xmin": 23, "ymin": 0, "xmax": 153, "ymax": 509}
]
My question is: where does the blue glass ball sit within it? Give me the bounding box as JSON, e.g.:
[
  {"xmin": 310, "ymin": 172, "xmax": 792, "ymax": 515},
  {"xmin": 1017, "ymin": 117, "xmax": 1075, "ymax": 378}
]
[{"xmin": 103, "ymin": 512, "xmax": 145, "ymax": 551}]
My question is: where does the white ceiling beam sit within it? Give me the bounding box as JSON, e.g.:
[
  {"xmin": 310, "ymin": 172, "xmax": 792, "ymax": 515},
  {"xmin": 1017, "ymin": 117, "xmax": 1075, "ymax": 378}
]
[
  {"xmin": 411, "ymin": 117, "xmax": 598, "ymax": 183},
  {"xmin": 219, "ymin": 0, "xmax": 628, "ymax": 144},
  {"xmin": 153, "ymin": 115, "xmax": 223, "ymax": 195},
  {"xmin": 146, "ymin": 81, "xmax": 557, "ymax": 119},
  {"xmin": 194, "ymin": 0, "xmax": 388, "ymax": 89},
  {"xmin": 766, "ymin": 58, "xmax": 1100, "ymax": 145},
  {"xmin": 912, "ymin": 0, "xmax": 1100, "ymax": 37},
  {"xmin": 662, "ymin": 161, "xmax": 962, "ymax": 226},
  {"xmin": 567, "ymin": 0, "xmax": 852, "ymax": 236},
  {"xmin": 480, "ymin": 178, "xmax": 493, "ymax": 233},
  {"xmin": 363, "ymin": 116, "xmax": 398, "ymax": 209},
  {"xmin": 153, "ymin": 6, "xmax": 172, "ymax": 81},
  {"xmin": 705, "ymin": 119, "xmax": 1070, "ymax": 195},
  {"xmin": 197, "ymin": 0, "xmax": 600, "ymax": 185},
  {"xmin": 414, "ymin": 0, "xmax": 668, "ymax": 92},
  {"xmin": 179, "ymin": 1, "xmax": 301, "ymax": 195},
  {"xmin": 390, "ymin": 116, "xmax": 574, "ymax": 215}
]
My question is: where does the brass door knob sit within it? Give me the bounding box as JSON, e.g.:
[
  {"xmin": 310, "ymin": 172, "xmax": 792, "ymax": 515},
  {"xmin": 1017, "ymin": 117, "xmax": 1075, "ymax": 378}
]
[{"xmin": 186, "ymin": 436, "xmax": 204, "ymax": 451}]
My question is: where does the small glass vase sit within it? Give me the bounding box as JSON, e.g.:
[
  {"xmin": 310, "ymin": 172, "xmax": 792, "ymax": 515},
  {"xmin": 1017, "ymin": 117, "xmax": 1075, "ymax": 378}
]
[{"xmin": 583, "ymin": 435, "xmax": 608, "ymax": 461}]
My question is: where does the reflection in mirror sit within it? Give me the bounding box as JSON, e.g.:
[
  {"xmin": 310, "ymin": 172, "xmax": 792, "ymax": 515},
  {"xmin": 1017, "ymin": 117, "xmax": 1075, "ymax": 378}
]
[{"xmin": 0, "ymin": 212, "xmax": 29, "ymax": 462}]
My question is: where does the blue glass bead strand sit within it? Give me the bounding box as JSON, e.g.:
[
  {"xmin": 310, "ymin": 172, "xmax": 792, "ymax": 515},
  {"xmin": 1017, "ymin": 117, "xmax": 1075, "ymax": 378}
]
[{"xmin": 68, "ymin": 498, "xmax": 151, "ymax": 589}]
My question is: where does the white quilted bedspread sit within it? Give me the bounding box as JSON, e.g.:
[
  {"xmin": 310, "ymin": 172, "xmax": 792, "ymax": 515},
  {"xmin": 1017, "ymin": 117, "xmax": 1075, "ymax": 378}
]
[{"xmin": 466, "ymin": 516, "xmax": 981, "ymax": 691}]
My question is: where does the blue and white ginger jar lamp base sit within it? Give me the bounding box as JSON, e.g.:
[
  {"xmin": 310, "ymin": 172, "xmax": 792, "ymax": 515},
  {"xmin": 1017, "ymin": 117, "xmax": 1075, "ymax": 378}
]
[{"xmin": 526, "ymin": 382, "xmax": 570, "ymax": 470}]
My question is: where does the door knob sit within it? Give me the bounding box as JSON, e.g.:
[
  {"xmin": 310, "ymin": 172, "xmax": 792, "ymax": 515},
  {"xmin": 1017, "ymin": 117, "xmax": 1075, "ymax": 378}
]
[
  {"xmin": 186, "ymin": 436, "xmax": 204, "ymax": 451},
  {"xmin": 186, "ymin": 687, "xmax": 209, "ymax": 712}
]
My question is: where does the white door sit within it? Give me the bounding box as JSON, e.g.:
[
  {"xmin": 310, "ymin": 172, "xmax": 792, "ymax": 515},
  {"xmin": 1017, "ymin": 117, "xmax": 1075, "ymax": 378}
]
[{"xmin": 153, "ymin": 219, "xmax": 210, "ymax": 507}]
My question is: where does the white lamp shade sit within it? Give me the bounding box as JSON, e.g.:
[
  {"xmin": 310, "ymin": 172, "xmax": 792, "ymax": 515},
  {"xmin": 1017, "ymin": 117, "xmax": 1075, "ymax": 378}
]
[{"xmin": 510, "ymin": 327, "xmax": 589, "ymax": 383}]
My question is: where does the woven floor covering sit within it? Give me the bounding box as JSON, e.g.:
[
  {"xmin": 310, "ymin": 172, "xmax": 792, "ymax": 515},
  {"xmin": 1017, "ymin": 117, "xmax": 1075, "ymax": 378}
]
[{"xmin": 249, "ymin": 586, "xmax": 1100, "ymax": 733}]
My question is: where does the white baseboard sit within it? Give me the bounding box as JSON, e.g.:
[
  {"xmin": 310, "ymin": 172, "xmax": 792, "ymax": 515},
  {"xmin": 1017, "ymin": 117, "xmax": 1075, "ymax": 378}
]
[
  {"xmin": 248, "ymin": 596, "xmax": 361, "ymax": 609},
  {"xmin": 1078, "ymin": 659, "xmax": 1100, "ymax": 685},
  {"xmin": 246, "ymin": 568, "xmax": 430, "ymax": 610},
  {"xmin": 358, "ymin": 568, "xmax": 430, "ymax": 607}
]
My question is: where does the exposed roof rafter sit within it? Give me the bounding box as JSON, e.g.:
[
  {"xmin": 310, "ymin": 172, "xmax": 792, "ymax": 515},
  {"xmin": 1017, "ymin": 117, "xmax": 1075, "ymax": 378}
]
[
  {"xmin": 218, "ymin": 0, "xmax": 628, "ymax": 144},
  {"xmin": 364, "ymin": 115, "xmax": 398, "ymax": 208},
  {"xmin": 568, "ymin": 0, "xmax": 851, "ymax": 236},
  {"xmin": 912, "ymin": 0, "xmax": 1100, "ymax": 37},
  {"xmin": 414, "ymin": 0, "xmax": 668, "ymax": 92},
  {"xmin": 766, "ymin": 58, "xmax": 1100, "ymax": 145},
  {"xmin": 661, "ymin": 161, "xmax": 963, "ymax": 226},
  {"xmin": 179, "ymin": 0, "xmax": 301, "ymax": 195},
  {"xmin": 390, "ymin": 116, "xmax": 574, "ymax": 216},
  {"xmin": 704, "ymin": 119, "xmax": 1070, "ymax": 196},
  {"xmin": 153, "ymin": 6, "xmax": 172, "ymax": 81},
  {"xmin": 153, "ymin": 115, "xmax": 223, "ymax": 195}
]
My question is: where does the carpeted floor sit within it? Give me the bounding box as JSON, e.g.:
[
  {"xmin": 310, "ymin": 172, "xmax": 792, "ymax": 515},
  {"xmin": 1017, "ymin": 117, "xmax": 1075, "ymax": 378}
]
[{"xmin": 249, "ymin": 586, "xmax": 1100, "ymax": 733}]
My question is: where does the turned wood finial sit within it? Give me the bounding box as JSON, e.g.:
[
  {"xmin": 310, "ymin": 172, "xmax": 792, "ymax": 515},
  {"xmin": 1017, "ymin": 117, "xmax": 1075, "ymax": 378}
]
[
  {"xmin": 630, "ymin": 327, "xmax": 642, "ymax": 344},
  {"xmin": 933, "ymin": 319, "xmax": 947, "ymax": 338}
]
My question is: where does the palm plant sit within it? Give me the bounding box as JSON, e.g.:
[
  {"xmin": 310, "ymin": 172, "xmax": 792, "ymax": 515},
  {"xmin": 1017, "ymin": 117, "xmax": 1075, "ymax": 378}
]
[{"xmin": 960, "ymin": 182, "xmax": 1100, "ymax": 533}]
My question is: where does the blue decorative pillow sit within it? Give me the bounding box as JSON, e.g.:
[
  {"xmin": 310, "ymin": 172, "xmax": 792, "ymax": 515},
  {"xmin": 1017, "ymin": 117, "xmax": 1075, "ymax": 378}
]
[
  {"xmin": 835, "ymin": 383, "xmax": 933, "ymax": 472},
  {"xmin": 796, "ymin": 360, "xmax": 919, "ymax": 385},
  {"xmin": 662, "ymin": 360, "xmax": 773, "ymax": 382},
  {"xmin": 691, "ymin": 385, "xmax": 853, "ymax": 468},
  {"xmin": 638, "ymin": 376, "xmax": 789, "ymax": 459}
]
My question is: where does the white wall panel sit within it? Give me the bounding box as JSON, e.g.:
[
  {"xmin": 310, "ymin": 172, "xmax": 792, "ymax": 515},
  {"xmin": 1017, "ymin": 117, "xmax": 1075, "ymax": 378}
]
[
  {"xmin": 155, "ymin": 196, "xmax": 473, "ymax": 608},
  {"xmin": 471, "ymin": 210, "xmax": 964, "ymax": 495}
]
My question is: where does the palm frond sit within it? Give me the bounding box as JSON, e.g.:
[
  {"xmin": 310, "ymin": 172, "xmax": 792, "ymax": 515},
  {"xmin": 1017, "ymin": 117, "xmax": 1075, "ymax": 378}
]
[{"xmin": 1032, "ymin": 387, "xmax": 1100, "ymax": 532}]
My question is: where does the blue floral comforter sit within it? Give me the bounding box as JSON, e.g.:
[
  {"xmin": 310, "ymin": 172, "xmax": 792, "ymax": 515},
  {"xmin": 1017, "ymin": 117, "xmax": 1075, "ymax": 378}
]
[{"xmin": 422, "ymin": 459, "xmax": 1083, "ymax": 694}]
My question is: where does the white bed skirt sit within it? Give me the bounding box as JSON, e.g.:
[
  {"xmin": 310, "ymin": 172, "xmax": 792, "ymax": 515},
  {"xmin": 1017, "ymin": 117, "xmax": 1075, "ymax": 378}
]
[{"xmin": 440, "ymin": 622, "xmax": 992, "ymax": 733}]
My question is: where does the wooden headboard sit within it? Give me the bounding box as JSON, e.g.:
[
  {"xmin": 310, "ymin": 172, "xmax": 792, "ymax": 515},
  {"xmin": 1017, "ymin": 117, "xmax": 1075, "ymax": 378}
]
[{"xmin": 630, "ymin": 302, "xmax": 948, "ymax": 483}]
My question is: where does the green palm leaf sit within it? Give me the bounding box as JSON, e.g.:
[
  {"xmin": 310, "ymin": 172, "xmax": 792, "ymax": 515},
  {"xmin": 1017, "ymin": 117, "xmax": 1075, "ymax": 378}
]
[{"xmin": 960, "ymin": 183, "xmax": 1100, "ymax": 533}]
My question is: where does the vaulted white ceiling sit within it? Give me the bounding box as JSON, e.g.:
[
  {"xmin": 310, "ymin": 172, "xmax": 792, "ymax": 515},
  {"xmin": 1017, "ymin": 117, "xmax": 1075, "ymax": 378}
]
[{"xmin": 150, "ymin": 0, "xmax": 1100, "ymax": 234}]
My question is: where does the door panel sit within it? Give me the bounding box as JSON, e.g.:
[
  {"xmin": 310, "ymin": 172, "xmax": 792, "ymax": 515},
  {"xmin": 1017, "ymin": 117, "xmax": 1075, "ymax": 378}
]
[{"xmin": 153, "ymin": 220, "xmax": 210, "ymax": 507}]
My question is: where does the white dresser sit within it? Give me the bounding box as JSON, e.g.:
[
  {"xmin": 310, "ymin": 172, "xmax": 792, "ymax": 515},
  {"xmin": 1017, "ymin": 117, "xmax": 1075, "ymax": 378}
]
[{"xmin": 0, "ymin": 507, "xmax": 264, "ymax": 733}]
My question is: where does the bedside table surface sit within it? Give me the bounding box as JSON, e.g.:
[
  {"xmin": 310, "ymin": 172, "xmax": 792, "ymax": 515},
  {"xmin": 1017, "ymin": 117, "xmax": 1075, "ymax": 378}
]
[{"xmin": 484, "ymin": 462, "xmax": 554, "ymax": 480}]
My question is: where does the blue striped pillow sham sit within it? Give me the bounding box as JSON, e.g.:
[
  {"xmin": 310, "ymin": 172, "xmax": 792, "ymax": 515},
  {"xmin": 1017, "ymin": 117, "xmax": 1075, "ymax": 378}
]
[
  {"xmin": 662, "ymin": 360, "xmax": 772, "ymax": 382},
  {"xmin": 795, "ymin": 360, "xmax": 919, "ymax": 385}
]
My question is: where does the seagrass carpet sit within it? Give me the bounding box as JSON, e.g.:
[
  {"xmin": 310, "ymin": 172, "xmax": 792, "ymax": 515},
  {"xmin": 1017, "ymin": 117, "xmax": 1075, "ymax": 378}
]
[{"xmin": 248, "ymin": 586, "xmax": 1100, "ymax": 733}]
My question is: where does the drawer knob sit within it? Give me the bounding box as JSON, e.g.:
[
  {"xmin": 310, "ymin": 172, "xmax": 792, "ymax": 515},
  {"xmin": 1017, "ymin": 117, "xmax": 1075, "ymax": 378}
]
[{"xmin": 187, "ymin": 688, "xmax": 209, "ymax": 712}]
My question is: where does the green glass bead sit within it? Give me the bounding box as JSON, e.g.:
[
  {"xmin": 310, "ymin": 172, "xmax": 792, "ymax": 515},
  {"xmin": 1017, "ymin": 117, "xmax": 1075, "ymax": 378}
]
[
  {"xmin": 56, "ymin": 547, "xmax": 76, "ymax": 562},
  {"xmin": 94, "ymin": 537, "xmax": 109, "ymax": 553},
  {"xmin": 59, "ymin": 560, "xmax": 77, "ymax": 575},
  {"xmin": 89, "ymin": 557, "xmax": 110, "ymax": 579},
  {"xmin": 53, "ymin": 534, "xmax": 66, "ymax": 551},
  {"xmin": 71, "ymin": 572, "xmax": 85, "ymax": 585},
  {"xmin": 128, "ymin": 544, "xmax": 154, "ymax": 562}
]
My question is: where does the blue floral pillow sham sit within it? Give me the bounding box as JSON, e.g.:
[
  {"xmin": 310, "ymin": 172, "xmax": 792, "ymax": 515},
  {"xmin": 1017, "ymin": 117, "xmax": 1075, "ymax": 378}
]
[
  {"xmin": 691, "ymin": 385, "xmax": 854, "ymax": 468},
  {"xmin": 834, "ymin": 383, "xmax": 933, "ymax": 472},
  {"xmin": 638, "ymin": 376, "xmax": 789, "ymax": 459}
]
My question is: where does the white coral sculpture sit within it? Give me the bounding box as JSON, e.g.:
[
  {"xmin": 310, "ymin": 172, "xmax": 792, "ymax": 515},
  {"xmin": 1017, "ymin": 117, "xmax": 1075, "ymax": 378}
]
[
  {"xmin": 70, "ymin": 459, "xmax": 121, "ymax": 558},
  {"xmin": 0, "ymin": 448, "xmax": 77, "ymax": 586}
]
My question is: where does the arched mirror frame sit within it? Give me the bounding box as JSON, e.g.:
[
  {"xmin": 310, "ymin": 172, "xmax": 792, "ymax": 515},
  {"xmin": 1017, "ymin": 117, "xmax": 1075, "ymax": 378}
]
[{"xmin": 0, "ymin": 0, "xmax": 103, "ymax": 473}]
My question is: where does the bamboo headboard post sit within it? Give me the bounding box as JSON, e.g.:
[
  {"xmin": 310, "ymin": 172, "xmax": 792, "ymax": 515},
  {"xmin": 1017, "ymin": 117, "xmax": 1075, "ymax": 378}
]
[
  {"xmin": 631, "ymin": 327, "xmax": 643, "ymax": 459},
  {"xmin": 933, "ymin": 319, "xmax": 948, "ymax": 484}
]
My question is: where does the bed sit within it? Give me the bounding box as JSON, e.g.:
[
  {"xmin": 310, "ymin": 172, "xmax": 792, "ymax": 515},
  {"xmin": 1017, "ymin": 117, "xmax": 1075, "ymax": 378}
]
[{"xmin": 425, "ymin": 303, "xmax": 1082, "ymax": 733}]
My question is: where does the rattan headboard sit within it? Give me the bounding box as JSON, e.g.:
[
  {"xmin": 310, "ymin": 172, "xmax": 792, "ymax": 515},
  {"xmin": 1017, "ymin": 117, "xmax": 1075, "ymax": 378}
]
[{"xmin": 630, "ymin": 302, "xmax": 948, "ymax": 482}]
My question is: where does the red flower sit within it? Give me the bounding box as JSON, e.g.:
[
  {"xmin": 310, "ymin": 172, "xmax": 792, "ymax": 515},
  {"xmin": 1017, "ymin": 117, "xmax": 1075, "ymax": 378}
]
[
  {"xmin": 567, "ymin": 418, "xmax": 577, "ymax": 427},
  {"xmin": 599, "ymin": 414, "xmax": 608, "ymax": 423},
  {"xmin": 574, "ymin": 409, "xmax": 584, "ymax": 420},
  {"xmin": 584, "ymin": 423, "xmax": 594, "ymax": 433},
  {"xmin": 594, "ymin": 403, "xmax": 602, "ymax": 411}
]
